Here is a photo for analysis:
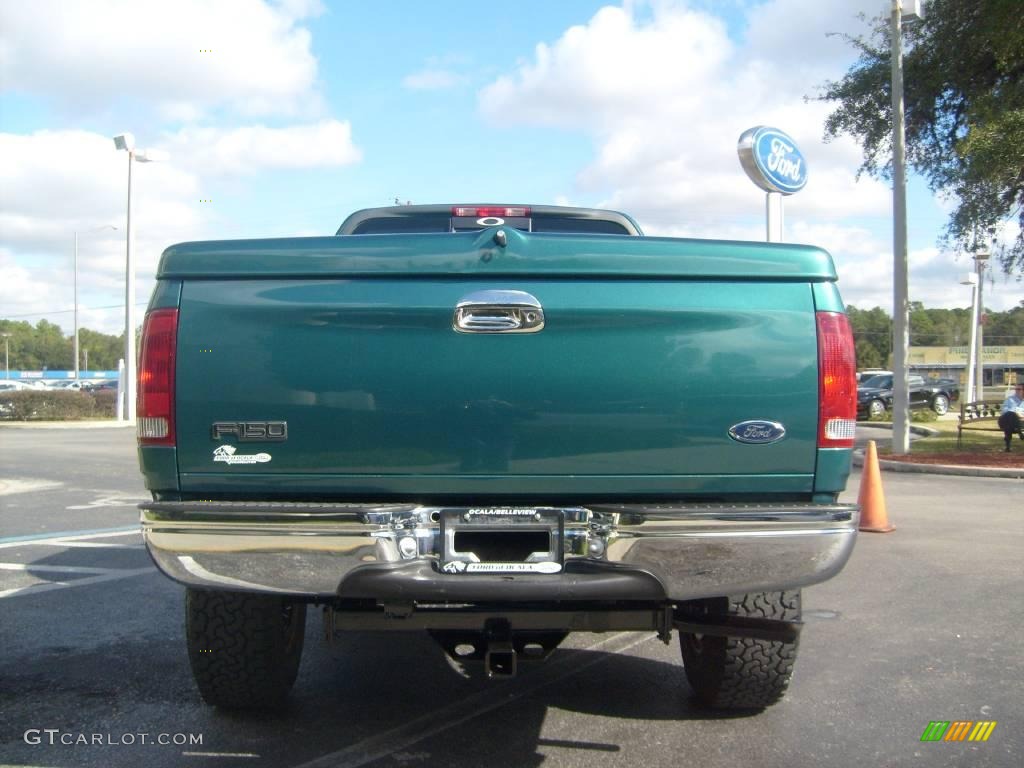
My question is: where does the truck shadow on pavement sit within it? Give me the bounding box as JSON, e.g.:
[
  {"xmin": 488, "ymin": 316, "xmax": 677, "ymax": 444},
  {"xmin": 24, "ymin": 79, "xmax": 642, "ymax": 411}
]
[{"xmin": 272, "ymin": 626, "xmax": 754, "ymax": 768}]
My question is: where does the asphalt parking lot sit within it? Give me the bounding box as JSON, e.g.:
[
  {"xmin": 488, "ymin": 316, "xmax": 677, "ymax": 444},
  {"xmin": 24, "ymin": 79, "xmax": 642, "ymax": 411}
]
[{"xmin": 1, "ymin": 426, "xmax": 1021, "ymax": 768}]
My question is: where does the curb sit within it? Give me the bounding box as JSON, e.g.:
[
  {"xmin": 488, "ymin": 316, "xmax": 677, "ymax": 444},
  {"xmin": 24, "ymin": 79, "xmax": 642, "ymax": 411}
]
[
  {"xmin": 0, "ymin": 420, "xmax": 132, "ymax": 430},
  {"xmin": 856, "ymin": 420, "xmax": 941, "ymax": 437},
  {"xmin": 852, "ymin": 448, "xmax": 1024, "ymax": 479}
]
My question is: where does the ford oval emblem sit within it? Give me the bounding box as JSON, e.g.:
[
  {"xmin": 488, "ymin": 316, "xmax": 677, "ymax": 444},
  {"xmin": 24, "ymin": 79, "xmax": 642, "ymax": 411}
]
[
  {"xmin": 737, "ymin": 126, "xmax": 808, "ymax": 195},
  {"xmin": 728, "ymin": 420, "xmax": 787, "ymax": 444}
]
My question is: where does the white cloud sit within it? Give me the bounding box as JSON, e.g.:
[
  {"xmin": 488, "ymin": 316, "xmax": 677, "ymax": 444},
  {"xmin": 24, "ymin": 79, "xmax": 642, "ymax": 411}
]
[
  {"xmin": 480, "ymin": 5, "xmax": 732, "ymax": 129},
  {"xmin": 0, "ymin": 123, "xmax": 362, "ymax": 334},
  {"xmin": 479, "ymin": 1, "xmax": 891, "ymax": 230},
  {"xmin": 0, "ymin": 0, "xmax": 324, "ymax": 119},
  {"xmin": 402, "ymin": 70, "xmax": 466, "ymax": 90},
  {"xmin": 164, "ymin": 120, "xmax": 362, "ymax": 175},
  {"xmin": 742, "ymin": 0, "xmax": 889, "ymax": 75},
  {"xmin": 402, "ymin": 54, "xmax": 471, "ymax": 91},
  {"xmin": 0, "ymin": 130, "xmax": 206, "ymax": 334}
]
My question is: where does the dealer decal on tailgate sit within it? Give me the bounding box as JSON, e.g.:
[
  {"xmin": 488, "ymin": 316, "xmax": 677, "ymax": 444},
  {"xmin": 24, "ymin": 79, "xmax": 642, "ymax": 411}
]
[{"xmin": 212, "ymin": 446, "xmax": 272, "ymax": 465}]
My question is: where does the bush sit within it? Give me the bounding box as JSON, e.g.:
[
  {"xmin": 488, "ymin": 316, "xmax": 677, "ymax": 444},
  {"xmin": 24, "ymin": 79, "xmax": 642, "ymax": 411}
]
[
  {"xmin": 90, "ymin": 389, "xmax": 118, "ymax": 418},
  {"xmin": 0, "ymin": 390, "xmax": 115, "ymax": 420}
]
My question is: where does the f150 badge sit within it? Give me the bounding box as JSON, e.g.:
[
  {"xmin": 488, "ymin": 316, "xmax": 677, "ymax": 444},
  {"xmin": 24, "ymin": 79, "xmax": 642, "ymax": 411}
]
[
  {"xmin": 211, "ymin": 421, "xmax": 287, "ymax": 441},
  {"xmin": 728, "ymin": 420, "xmax": 786, "ymax": 444}
]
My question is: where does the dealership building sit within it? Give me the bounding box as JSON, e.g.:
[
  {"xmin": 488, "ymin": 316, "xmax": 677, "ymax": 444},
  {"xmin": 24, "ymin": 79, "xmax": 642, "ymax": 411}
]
[{"xmin": 908, "ymin": 345, "xmax": 1024, "ymax": 387}]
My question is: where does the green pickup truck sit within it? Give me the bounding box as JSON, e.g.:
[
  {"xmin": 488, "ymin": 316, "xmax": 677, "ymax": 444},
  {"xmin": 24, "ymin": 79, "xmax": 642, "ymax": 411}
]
[{"xmin": 137, "ymin": 204, "xmax": 859, "ymax": 712}]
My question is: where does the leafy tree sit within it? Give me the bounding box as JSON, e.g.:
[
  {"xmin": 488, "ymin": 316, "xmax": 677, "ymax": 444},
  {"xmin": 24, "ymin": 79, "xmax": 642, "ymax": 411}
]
[
  {"xmin": 819, "ymin": 0, "xmax": 1024, "ymax": 274},
  {"xmin": 847, "ymin": 305, "xmax": 893, "ymax": 367},
  {"xmin": 78, "ymin": 328, "xmax": 125, "ymax": 370},
  {"xmin": 855, "ymin": 338, "xmax": 884, "ymax": 369},
  {"xmin": 0, "ymin": 319, "xmax": 126, "ymax": 373},
  {"xmin": 983, "ymin": 300, "xmax": 1024, "ymax": 344}
]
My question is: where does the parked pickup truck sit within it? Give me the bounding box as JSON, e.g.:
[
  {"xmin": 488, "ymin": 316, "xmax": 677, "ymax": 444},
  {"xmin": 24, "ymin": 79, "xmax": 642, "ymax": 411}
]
[
  {"xmin": 137, "ymin": 204, "xmax": 859, "ymax": 712},
  {"xmin": 856, "ymin": 373, "xmax": 958, "ymax": 419}
]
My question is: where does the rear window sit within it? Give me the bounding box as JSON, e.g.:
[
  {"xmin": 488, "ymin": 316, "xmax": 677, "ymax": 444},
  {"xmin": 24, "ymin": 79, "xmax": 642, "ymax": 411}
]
[
  {"xmin": 531, "ymin": 217, "xmax": 630, "ymax": 235},
  {"xmin": 351, "ymin": 214, "xmax": 451, "ymax": 234}
]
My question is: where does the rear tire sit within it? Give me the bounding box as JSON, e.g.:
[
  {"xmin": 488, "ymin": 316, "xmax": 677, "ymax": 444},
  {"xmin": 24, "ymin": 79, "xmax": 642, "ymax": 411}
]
[
  {"xmin": 931, "ymin": 394, "xmax": 949, "ymax": 415},
  {"xmin": 186, "ymin": 588, "xmax": 306, "ymax": 710},
  {"xmin": 679, "ymin": 590, "xmax": 800, "ymax": 711}
]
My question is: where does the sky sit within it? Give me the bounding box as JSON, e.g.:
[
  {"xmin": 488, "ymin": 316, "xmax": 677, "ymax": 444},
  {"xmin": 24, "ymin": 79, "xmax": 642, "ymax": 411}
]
[{"xmin": 1, "ymin": 0, "xmax": 1020, "ymax": 338}]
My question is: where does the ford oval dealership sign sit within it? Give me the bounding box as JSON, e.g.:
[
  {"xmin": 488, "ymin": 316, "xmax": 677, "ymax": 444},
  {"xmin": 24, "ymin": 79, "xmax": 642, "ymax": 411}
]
[{"xmin": 737, "ymin": 126, "xmax": 808, "ymax": 195}]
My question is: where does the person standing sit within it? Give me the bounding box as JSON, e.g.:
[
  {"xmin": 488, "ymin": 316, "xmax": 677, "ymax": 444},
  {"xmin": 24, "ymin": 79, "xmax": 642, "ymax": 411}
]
[{"xmin": 997, "ymin": 384, "xmax": 1024, "ymax": 452}]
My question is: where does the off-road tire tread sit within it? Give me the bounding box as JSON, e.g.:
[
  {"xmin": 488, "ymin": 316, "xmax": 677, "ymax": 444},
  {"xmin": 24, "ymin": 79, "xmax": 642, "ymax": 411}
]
[
  {"xmin": 680, "ymin": 590, "xmax": 800, "ymax": 711},
  {"xmin": 186, "ymin": 588, "xmax": 305, "ymax": 710}
]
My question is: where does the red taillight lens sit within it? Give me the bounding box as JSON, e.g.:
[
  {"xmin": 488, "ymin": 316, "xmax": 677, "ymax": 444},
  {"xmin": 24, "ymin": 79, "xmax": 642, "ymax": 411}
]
[
  {"xmin": 137, "ymin": 308, "xmax": 178, "ymax": 446},
  {"xmin": 817, "ymin": 311, "xmax": 856, "ymax": 448},
  {"xmin": 451, "ymin": 206, "xmax": 530, "ymax": 217}
]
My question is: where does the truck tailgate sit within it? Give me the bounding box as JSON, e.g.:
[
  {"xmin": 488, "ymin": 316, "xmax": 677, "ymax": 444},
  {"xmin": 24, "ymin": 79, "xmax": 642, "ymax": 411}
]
[{"xmin": 173, "ymin": 276, "xmax": 819, "ymax": 498}]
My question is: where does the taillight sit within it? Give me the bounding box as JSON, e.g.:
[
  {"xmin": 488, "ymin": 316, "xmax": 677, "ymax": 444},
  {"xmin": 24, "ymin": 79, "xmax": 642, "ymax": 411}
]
[
  {"xmin": 137, "ymin": 308, "xmax": 177, "ymax": 445},
  {"xmin": 451, "ymin": 206, "xmax": 530, "ymax": 217},
  {"xmin": 816, "ymin": 311, "xmax": 856, "ymax": 448}
]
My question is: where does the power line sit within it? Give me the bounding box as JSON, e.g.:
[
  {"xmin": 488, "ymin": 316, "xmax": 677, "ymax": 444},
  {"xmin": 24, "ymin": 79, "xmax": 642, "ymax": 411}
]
[{"xmin": 1, "ymin": 302, "xmax": 149, "ymax": 319}]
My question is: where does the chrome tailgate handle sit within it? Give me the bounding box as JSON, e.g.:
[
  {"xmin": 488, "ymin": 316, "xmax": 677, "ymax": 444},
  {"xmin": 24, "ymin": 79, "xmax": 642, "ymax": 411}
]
[{"xmin": 453, "ymin": 290, "xmax": 545, "ymax": 334}]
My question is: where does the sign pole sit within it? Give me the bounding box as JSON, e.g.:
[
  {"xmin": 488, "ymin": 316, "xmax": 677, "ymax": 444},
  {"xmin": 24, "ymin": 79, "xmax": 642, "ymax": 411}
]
[{"xmin": 766, "ymin": 192, "xmax": 783, "ymax": 242}]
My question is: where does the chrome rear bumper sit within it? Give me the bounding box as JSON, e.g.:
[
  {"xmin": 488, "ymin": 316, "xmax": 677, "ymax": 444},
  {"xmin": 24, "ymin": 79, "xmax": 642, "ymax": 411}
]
[{"xmin": 140, "ymin": 501, "xmax": 858, "ymax": 601}]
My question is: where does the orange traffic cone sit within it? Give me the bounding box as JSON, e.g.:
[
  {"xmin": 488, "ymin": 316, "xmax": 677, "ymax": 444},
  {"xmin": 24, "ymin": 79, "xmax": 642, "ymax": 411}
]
[{"xmin": 858, "ymin": 440, "xmax": 894, "ymax": 533}]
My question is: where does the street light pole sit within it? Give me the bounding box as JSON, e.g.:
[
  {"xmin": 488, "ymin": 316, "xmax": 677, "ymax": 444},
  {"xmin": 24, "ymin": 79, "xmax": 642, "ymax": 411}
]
[
  {"xmin": 961, "ymin": 272, "xmax": 979, "ymax": 404},
  {"xmin": 124, "ymin": 146, "xmax": 135, "ymax": 422},
  {"xmin": 114, "ymin": 134, "xmax": 162, "ymax": 424},
  {"xmin": 890, "ymin": 0, "xmax": 911, "ymax": 454},
  {"xmin": 975, "ymin": 252, "xmax": 990, "ymax": 400}
]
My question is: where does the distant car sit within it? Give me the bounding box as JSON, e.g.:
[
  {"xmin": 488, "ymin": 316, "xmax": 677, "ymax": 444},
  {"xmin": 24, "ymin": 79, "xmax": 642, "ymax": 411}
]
[
  {"xmin": 857, "ymin": 374, "xmax": 958, "ymax": 418},
  {"xmin": 85, "ymin": 380, "xmax": 118, "ymax": 392},
  {"xmin": 0, "ymin": 381, "xmax": 30, "ymax": 391}
]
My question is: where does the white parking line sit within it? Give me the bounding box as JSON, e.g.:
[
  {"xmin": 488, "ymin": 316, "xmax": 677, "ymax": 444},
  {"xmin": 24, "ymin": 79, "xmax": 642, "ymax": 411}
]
[
  {"xmin": 0, "ymin": 567, "xmax": 154, "ymax": 599},
  {"xmin": 66, "ymin": 494, "xmax": 150, "ymax": 510},
  {"xmin": 0, "ymin": 563, "xmax": 122, "ymax": 574},
  {"xmin": 291, "ymin": 631, "xmax": 654, "ymax": 768},
  {"xmin": 0, "ymin": 529, "xmax": 139, "ymax": 550},
  {"xmin": 43, "ymin": 541, "xmax": 141, "ymax": 549},
  {"xmin": 0, "ymin": 478, "xmax": 63, "ymax": 496}
]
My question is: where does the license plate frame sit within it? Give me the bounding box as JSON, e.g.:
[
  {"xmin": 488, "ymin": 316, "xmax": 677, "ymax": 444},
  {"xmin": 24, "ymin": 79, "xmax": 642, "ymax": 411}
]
[{"xmin": 439, "ymin": 507, "xmax": 565, "ymax": 574}]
